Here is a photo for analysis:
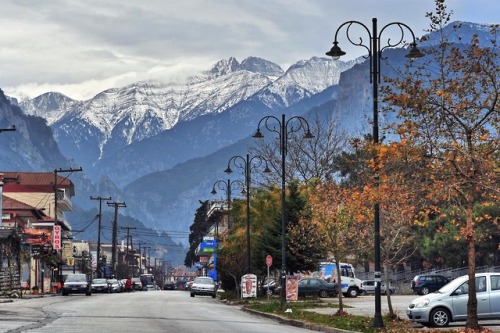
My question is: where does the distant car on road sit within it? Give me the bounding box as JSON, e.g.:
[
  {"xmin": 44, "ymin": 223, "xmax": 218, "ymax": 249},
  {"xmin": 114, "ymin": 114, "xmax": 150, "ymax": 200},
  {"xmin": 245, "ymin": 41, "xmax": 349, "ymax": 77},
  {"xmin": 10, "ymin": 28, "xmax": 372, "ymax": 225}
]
[
  {"xmin": 411, "ymin": 274, "xmax": 450, "ymax": 295},
  {"xmin": 91, "ymin": 278, "xmax": 110, "ymax": 293},
  {"xmin": 163, "ymin": 281, "xmax": 175, "ymax": 290},
  {"xmin": 132, "ymin": 277, "xmax": 142, "ymax": 291},
  {"xmin": 62, "ymin": 274, "xmax": 92, "ymax": 296},
  {"xmin": 360, "ymin": 280, "xmax": 395, "ymax": 295},
  {"xmin": 107, "ymin": 279, "xmax": 122, "ymax": 293},
  {"xmin": 190, "ymin": 276, "xmax": 217, "ymax": 298}
]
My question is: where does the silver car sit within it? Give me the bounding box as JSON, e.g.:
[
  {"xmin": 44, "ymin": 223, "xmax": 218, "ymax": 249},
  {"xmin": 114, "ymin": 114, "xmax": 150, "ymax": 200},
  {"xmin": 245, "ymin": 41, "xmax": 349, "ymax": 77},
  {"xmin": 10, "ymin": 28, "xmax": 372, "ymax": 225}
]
[
  {"xmin": 190, "ymin": 276, "xmax": 217, "ymax": 298},
  {"xmin": 407, "ymin": 272, "xmax": 500, "ymax": 327}
]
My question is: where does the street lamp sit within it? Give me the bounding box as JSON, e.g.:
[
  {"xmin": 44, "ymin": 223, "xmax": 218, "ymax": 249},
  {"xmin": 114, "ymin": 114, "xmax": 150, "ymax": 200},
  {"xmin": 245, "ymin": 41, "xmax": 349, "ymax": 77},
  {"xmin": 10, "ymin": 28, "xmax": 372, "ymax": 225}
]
[
  {"xmin": 253, "ymin": 114, "xmax": 314, "ymax": 309},
  {"xmin": 224, "ymin": 154, "xmax": 271, "ymax": 274},
  {"xmin": 326, "ymin": 18, "xmax": 423, "ymax": 328},
  {"xmin": 211, "ymin": 179, "xmax": 245, "ymax": 229}
]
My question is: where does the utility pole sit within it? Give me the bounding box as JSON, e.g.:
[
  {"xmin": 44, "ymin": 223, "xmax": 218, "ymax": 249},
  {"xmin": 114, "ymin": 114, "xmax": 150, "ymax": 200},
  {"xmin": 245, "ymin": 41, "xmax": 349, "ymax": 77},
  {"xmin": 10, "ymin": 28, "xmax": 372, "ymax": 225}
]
[
  {"xmin": 54, "ymin": 167, "xmax": 82, "ymax": 283},
  {"xmin": 107, "ymin": 201, "xmax": 126, "ymax": 277},
  {"xmin": 121, "ymin": 226, "xmax": 136, "ymax": 275},
  {"xmin": 90, "ymin": 195, "xmax": 111, "ymax": 278}
]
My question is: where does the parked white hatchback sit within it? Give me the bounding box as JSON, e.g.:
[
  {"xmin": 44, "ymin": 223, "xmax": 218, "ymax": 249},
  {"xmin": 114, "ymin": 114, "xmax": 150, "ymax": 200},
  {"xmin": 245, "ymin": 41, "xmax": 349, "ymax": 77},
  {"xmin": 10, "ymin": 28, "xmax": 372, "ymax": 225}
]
[{"xmin": 407, "ymin": 272, "xmax": 500, "ymax": 327}]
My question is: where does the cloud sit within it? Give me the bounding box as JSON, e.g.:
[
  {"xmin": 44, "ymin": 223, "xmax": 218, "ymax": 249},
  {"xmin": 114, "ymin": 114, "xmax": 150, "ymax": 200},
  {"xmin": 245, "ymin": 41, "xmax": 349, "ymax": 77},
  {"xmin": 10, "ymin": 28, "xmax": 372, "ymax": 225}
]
[{"xmin": 0, "ymin": 0, "xmax": 497, "ymax": 100}]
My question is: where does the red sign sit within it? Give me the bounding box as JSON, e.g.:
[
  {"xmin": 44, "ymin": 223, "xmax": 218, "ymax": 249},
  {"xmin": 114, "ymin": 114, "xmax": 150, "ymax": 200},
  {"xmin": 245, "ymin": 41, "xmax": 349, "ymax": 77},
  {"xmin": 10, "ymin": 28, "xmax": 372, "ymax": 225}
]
[
  {"xmin": 266, "ymin": 255, "xmax": 272, "ymax": 267},
  {"xmin": 53, "ymin": 225, "xmax": 61, "ymax": 250}
]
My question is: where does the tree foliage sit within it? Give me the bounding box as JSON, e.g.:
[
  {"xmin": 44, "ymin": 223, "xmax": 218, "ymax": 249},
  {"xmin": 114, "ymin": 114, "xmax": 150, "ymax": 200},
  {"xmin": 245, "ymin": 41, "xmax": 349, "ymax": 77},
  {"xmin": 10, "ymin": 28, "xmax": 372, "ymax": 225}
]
[{"xmin": 381, "ymin": 0, "xmax": 500, "ymax": 328}]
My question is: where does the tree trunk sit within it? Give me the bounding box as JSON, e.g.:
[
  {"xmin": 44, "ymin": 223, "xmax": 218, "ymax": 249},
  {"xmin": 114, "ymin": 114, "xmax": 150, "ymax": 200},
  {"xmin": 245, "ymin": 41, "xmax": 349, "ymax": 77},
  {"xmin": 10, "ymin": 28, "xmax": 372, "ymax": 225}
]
[
  {"xmin": 335, "ymin": 259, "xmax": 344, "ymax": 314},
  {"xmin": 384, "ymin": 262, "xmax": 394, "ymax": 317},
  {"xmin": 465, "ymin": 204, "xmax": 479, "ymax": 329}
]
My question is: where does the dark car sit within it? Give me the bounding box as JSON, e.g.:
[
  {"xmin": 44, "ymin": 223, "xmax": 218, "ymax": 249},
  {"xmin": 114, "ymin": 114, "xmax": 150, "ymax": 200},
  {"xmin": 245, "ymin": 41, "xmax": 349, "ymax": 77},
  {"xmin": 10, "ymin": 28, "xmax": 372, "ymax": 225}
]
[
  {"xmin": 411, "ymin": 274, "xmax": 450, "ymax": 295},
  {"xmin": 62, "ymin": 274, "xmax": 92, "ymax": 296},
  {"xmin": 260, "ymin": 278, "xmax": 277, "ymax": 295},
  {"xmin": 163, "ymin": 281, "xmax": 176, "ymax": 290},
  {"xmin": 132, "ymin": 277, "xmax": 142, "ymax": 291},
  {"xmin": 298, "ymin": 278, "xmax": 337, "ymax": 298}
]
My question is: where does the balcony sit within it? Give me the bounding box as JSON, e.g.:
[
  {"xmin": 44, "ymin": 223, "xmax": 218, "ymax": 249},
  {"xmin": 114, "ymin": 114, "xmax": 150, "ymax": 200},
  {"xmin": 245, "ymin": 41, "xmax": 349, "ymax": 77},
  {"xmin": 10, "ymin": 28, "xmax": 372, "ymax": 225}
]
[{"xmin": 56, "ymin": 189, "xmax": 73, "ymax": 211}]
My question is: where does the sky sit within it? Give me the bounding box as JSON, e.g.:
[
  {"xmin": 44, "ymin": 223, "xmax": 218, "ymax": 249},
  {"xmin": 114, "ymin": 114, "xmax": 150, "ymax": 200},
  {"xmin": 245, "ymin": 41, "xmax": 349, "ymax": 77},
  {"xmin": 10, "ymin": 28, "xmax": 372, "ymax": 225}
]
[{"xmin": 1, "ymin": 0, "xmax": 498, "ymax": 101}]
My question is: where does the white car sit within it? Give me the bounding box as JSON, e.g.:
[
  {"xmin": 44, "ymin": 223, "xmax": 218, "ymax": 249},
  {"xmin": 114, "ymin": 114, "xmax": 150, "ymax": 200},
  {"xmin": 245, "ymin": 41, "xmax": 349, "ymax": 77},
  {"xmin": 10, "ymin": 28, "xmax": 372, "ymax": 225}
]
[
  {"xmin": 190, "ymin": 276, "xmax": 217, "ymax": 298},
  {"xmin": 407, "ymin": 272, "xmax": 500, "ymax": 327},
  {"xmin": 360, "ymin": 280, "xmax": 395, "ymax": 295}
]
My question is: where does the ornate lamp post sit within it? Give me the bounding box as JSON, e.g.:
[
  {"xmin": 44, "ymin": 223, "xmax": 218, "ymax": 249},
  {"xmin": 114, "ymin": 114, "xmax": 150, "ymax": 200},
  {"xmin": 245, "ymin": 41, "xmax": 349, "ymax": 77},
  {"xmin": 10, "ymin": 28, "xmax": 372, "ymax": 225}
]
[
  {"xmin": 326, "ymin": 18, "xmax": 423, "ymax": 328},
  {"xmin": 224, "ymin": 154, "xmax": 271, "ymax": 274},
  {"xmin": 253, "ymin": 114, "xmax": 313, "ymax": 309},
  {"xmin": 211, "ymin": 179, "xmax": 245, "ymax": 230}
]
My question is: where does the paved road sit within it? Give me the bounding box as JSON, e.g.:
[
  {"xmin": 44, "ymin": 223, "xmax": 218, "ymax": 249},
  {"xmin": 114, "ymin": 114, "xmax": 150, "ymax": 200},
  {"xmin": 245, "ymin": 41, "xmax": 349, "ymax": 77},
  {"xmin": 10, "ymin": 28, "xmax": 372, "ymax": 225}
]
[{"xmin": 0, "ymin": 291, "xmax": 319, "ymax": 333}]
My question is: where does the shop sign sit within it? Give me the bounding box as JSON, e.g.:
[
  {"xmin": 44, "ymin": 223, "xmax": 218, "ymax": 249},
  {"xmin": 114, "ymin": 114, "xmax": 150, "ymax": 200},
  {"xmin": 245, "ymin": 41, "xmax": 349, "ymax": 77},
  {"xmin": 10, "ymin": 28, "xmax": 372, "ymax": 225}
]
[{"xmin": 53, "ymin": 225, "xmax": 61, "ymax": 250}]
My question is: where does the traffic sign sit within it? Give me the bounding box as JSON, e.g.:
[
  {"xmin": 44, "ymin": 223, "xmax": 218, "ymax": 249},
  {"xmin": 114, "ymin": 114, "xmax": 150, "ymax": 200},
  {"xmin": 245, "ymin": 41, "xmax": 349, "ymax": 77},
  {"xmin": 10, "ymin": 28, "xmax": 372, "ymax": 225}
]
[{"xmin": 266, "ymin": 255, "xmax": 272, "ymax": 267}]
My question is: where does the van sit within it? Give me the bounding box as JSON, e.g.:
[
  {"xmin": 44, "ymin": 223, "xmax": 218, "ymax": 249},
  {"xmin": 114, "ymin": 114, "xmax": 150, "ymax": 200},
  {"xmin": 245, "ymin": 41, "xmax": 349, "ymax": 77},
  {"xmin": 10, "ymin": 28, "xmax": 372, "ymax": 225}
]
[{"xmin": 407, "ymin": 272, "xmax": 500, "ymax": 327}]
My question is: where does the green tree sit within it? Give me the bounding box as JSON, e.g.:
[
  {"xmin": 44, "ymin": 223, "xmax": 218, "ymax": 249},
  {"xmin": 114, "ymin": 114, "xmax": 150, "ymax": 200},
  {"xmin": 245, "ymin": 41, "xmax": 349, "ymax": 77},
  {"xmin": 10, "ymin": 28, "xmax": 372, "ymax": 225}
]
[{"xmin": 184, "ymin": 200, "xmax": 211, "ymax": 267}]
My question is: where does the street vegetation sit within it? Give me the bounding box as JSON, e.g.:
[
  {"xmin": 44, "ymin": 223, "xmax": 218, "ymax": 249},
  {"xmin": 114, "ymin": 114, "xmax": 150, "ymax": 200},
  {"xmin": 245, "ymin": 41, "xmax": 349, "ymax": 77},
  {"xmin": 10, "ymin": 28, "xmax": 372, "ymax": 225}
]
[{"xmin": 186, "ymin": 1, "xmax": 499, "ymax": 331}]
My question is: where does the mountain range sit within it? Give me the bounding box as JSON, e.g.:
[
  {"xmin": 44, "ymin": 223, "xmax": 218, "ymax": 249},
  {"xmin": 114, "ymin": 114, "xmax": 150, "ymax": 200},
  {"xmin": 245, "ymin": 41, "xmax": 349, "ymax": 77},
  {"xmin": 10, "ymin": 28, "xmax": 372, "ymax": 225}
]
[{"xmin": 1, "ymin": 21, "xmax": 496, "ymax": 265}]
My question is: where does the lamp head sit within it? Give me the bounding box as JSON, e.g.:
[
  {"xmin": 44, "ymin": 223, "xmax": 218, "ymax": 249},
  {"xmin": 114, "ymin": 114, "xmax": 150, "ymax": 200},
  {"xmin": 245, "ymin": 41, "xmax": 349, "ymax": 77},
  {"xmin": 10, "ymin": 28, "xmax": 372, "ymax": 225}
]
[
  {"xmin": 405, "ymin": 43, "xmax": 424, "ymax": 59},
  {"xmin": 263, "ymin": 165, "xmax": 271, "ymax": 173},
  {"xmin": 224, "ymin": 166, "xmax": 232, "ymax": 174},
  {"xmin": 326, "ymin": 41, "xmax": 346, "ymax": 60},
  {"xmin": 303, "ymin": 130, "xmax": 314, "ymax": 140},
  {"xmin": 210, "ymin": 188, "xmax": 217, "ymax": 195},
  {"xmin": 252, "ymin": 128, "xmax": 264, "ymax": 139}
]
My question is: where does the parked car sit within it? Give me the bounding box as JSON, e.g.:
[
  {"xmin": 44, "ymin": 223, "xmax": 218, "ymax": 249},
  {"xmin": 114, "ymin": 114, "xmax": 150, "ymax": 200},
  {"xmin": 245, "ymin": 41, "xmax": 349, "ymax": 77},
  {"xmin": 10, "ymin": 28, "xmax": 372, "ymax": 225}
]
[
  {"xmin": 260, "ymin": 278, "xmax": 277, "ymax": 295},
  {"xmin": 190, "ymin": 276, "xmax": 217, "ymax": 298},
  {"xmin": 407, "ymin": 272, "xmax": 500, "ymax": 327},
  {"xmin": 185, "ymin": 280, "xmax": 194, "ymax": 291},
  {"xmin": 107, "ymin": 279, "xmax": 122, "ymax": 293},
  {"xmin": 360, "ymin": 280, "xmax": 395, "ymax": 295},
  {"xmin": 62, "ymin": 274, "xmax": 92, "ymax": 296},
  {"xmin": 175, "ymin": 279, "xmax": 188, "ymax": 290},
  {"xmin": 298, "ymin": 278, "xmax": 337, "ymax": 298},
  {"xmin": 411, "ymin": 274, "xmax": 450, "ymax": 295},
  {"xmin": 91, "ymin": 278, "xmax": 110, "ymax": 293},
  {"xmin": 163, "ymin": 281, "xmax": 176, "ymax": 290},
  {"xmin": 132, "ymin": 277, "xmax": 142, "ymax": 291}
]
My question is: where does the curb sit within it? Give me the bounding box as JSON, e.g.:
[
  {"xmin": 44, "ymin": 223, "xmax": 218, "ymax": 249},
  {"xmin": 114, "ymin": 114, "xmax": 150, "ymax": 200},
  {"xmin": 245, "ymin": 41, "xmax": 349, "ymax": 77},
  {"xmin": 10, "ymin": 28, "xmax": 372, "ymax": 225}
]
[{"xmin": 241, "ymin": 307, "xmax": 360, "ymax": 333}]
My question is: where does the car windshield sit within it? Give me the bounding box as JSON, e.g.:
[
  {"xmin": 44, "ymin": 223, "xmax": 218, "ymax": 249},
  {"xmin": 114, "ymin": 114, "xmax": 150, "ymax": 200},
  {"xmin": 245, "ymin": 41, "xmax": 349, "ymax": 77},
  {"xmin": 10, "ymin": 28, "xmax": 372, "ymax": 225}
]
[
  {"xmin": 66, "ymin": 275, "xmax": 87, "ymax": 282},
  {"xmin": 437, "ymin": 275, "xmax": 467, "ymax": 293},
  {"xmin": 194, "ymin": 277, "xmax": 214, "ymax": 284},
  {"xmin": 92, "ymin": 279, "xmax": 107, "ymax": 284}
]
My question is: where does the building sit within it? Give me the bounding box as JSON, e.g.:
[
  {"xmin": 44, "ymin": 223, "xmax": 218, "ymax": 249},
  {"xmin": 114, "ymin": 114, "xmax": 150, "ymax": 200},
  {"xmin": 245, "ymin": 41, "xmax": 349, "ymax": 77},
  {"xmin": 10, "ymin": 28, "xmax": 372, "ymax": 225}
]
[{"xmin": 1, "ymin": 171, "xmax": 78, "ymax": 292}]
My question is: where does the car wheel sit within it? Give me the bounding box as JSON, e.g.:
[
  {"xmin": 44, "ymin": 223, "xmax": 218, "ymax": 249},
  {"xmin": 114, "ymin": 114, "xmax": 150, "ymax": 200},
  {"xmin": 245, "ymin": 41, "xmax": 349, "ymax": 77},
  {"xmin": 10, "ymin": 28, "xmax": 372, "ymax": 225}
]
[
  {"xmin": 430, "ymin": 308, "xmax": 451, "ymax": 327},
  {"xmin": 319, "ymin": 289, "xmax": 329, "ymax": 298},
  {"xmin": 346, "ymin": 288, "xmax": 359, "ymax": 298},
  {"xmin": 421, "ymin": 287, "xmax": 430, "ymax": 295},
  {"xmin": 211, "ymin": 294, "xmax": 216, "ymax": 299},
  {"xmin": 190, "ymin": 293, "xmax": 195, "ymax": 297},
  {"xmin": 62, "ymin": 291, "xmax": 68, "ymax": 296}
]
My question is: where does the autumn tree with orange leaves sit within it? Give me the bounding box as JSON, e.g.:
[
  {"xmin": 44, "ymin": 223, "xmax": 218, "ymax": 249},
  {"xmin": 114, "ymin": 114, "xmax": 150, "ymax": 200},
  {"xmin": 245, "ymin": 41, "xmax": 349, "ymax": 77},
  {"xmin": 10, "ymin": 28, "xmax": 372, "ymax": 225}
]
[
  {"xmin": 382, "ymin": 0, "xmax": 500, "ymax": 329},
  {"xmin": 296, "ymin": 182, "xmax": 371, "ymax": 314}
]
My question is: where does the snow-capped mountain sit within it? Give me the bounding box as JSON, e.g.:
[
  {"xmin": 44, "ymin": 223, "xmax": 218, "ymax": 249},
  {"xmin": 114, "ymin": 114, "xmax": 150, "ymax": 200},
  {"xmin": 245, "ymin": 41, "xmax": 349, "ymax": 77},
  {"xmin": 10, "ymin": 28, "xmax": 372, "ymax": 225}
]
[{"xmin": 18, "ymin": 56, "xmax": 359, "ymax": 182}]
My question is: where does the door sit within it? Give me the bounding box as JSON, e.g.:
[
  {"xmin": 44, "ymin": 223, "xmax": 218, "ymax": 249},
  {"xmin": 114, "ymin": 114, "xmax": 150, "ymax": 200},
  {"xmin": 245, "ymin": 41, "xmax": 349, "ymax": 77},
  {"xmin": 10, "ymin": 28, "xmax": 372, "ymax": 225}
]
[
  {"xmin": 452, "ymin": 276, "xmax": 490, "ymax": 320},
  {"xmin": 488, "ymin": 275, "xmax": 500, "ymax": 319}
]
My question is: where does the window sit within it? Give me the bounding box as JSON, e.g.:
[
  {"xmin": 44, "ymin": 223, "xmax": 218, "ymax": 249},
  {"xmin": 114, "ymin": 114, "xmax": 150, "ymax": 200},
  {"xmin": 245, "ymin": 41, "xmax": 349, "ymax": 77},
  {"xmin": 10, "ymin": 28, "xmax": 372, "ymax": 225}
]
[
  {"xmin": 490, "ymin": 275, "xmax": 500, "ymax": 291},
  {"xmin": 476, "ymin": 276, "xmax": 486, "ymax": 293}
]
